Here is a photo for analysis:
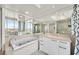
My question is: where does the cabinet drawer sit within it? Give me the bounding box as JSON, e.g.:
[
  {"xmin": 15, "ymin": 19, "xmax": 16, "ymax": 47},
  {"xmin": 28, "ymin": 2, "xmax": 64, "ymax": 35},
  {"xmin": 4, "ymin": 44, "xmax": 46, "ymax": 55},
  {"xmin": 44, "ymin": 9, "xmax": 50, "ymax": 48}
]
[
  {"xmin": 58, "ymin": 46, "xmax": 67, "ymax": 50},
  {"xmin": 40, "ymin": 45, "xmax": 49, "ymax": 54},
  {"xmin": 58, "ymin": 41, "xmax": 70, "ymax": 55},
  {"xmin": 40, "ymin": 45, "xmax": 58, "ymax": 55},
  {"xmin": 58, "ymin": 41, "xmax": 69, "ymax": 47},
  {"xmin": 58, "ymin": 46, "xmax": 70, "ymax": 55}
]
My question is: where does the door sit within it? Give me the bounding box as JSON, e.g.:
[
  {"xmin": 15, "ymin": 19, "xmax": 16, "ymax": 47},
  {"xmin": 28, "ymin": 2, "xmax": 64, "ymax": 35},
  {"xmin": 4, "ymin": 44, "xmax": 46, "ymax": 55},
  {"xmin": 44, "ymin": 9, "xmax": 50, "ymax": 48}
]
[{"xmin": 45, "ymin": 39, "xmax": 58, "ymax": 55}]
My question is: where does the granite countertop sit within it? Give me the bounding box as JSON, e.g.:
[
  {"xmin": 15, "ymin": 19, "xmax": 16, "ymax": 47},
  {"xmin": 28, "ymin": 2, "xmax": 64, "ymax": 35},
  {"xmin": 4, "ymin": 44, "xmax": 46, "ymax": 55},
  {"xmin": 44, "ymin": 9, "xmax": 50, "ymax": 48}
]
[{"xmin": 42, "ymin": 33, "xmax": 71, "ymax": 42}]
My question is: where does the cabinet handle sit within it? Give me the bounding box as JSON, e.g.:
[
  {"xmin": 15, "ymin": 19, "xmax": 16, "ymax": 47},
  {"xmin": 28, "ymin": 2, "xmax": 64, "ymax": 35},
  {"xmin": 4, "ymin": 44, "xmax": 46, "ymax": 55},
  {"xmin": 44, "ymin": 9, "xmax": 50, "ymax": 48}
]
[
  {"xmin": 58, "ymin": 46, "xmax": 66, "ymax": 49},
  {"xmin": 59, "ymin": 41, "xmax": 67, "ymax": 44},
  {"xmin": 51, "ymin": 40, "xmax": 56, "ymax": 42}
]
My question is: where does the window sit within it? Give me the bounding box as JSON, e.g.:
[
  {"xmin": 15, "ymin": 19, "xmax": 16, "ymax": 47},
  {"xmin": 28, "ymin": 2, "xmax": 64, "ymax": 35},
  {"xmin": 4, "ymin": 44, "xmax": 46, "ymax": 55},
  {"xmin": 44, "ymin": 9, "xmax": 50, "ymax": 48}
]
[
  {"xmin": 15, "ymin": 20, "xmax": 18, "ymax": 29},
  {"xmin": 25, "ymin": 20, "xmax": 33, "ymax": 34},
  {"xmin": 5, "ymin": 19, "xmax": 8, "ymax": 29},
  {"xmin": 5, "ymin": 17, "xmax": 18, "ymax": 29},
  {"xmin": 25, "ymin": 22, "xmax": 32, "ymax": 30},
  {"xmin": 18, "ymin": 21, "xmax": 25, "ymax": 31}
]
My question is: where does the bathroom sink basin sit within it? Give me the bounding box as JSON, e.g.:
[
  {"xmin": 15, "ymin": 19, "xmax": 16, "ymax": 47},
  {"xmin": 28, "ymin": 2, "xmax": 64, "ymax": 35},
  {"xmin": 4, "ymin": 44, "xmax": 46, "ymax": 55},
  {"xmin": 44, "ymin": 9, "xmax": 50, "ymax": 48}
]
[
  {"xmin": 10, "ymin": 38, "xmax": 37, "ymax": 50},
  {"xmin": 16, "ymin": 40, "xmax": 33, "ymax": 46}
]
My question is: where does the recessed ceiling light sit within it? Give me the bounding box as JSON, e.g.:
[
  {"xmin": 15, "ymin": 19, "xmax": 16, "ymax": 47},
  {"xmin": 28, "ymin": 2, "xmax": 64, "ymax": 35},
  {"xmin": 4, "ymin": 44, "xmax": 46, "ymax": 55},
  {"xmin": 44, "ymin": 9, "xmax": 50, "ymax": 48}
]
[
  {"xmin": 25, "ymin": 11, "xmax": 29, "ymax": 14},
  {"xmin": 55, "ymin": 12, "xmax": 58, "ymax": 14},
  {"xmin": 51, "ymin": 16, "xmax": 56, "ymax": 19},
  {"xmin": 51, "ymin": 16, "xmax": 61, "ymax": 21},
  {"xmin": 51, "ymin": 16, "xmax": 57, "ymax": 19},
  {"xmin": 60, "ymin": 15, "xmax": 66, "ymax": 19},
  {"xmin": 15, "ymin": 9, "xmax": 19, "ymax": 12},
  {"xmin": 52, "ymin": 5, "xmax": 55, "ymax": 8},
  {"xmin": 51, "ymin": 16, "xmax": 55, "ymax": 19},
  {"xmin": 35, "ymin": 4, "xmax": 41, "ymax": 8}
]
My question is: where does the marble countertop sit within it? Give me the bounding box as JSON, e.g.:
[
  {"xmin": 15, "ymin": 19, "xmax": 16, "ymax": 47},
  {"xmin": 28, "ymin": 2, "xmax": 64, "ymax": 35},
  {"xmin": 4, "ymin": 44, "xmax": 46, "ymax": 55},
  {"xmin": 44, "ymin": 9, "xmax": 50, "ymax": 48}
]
[
  {"xmin": 12, "ymin": 39, "xmax": 38, "ymax": 51},
  {"xmin": 41, "ymin": 33, "xmax": 71, "ymax": 42}
]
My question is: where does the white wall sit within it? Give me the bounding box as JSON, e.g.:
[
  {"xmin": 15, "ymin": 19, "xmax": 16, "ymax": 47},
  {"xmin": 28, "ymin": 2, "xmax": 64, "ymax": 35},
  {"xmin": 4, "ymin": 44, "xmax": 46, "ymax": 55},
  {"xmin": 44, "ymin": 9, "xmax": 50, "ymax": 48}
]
[
  {"xmin": 4, "ymin": 9, "xmax": 18, "ymax": 19},
  {"xmin": 0, "ymin": 8, "xmax": 2, "ymax": 49},
  {"xmin": 2, "ymin": 8, "xmax": 5, "ymax": 51},
  {"xmin": 4, "ymin": 8, "xmax": 31, "ymax": 20}
]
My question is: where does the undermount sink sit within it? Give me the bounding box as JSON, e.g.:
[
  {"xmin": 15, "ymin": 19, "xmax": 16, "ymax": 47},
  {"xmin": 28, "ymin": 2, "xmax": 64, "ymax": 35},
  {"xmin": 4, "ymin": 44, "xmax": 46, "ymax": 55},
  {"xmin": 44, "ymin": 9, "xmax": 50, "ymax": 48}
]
[
  {"xmin": 16, "ymin": 40, "xmax": 34, "ymax": 46},
  {"xmin": 10, "ymin": 37, "xmax": 37, "ymax": 50}
]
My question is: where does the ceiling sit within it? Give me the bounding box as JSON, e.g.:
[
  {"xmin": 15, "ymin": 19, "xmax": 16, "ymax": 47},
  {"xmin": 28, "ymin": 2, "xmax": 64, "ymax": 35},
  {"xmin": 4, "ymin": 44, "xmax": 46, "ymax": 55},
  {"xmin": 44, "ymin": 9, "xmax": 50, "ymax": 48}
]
[{"xmin": 0, "ymin": 4, "xmax": 73, "ymax": 22}]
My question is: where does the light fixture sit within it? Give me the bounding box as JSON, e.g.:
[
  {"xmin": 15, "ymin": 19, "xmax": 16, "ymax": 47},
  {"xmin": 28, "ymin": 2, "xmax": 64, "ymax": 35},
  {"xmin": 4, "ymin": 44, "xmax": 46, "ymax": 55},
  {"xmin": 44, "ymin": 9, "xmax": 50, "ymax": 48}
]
[
  {"xmin": 60, "ymin": 15, "xmax": 66, "ymax": 19},
  {"xmin": 55, "ymin": 12, "xmax": 58, "ymax": 14},
  {"xmin": 51, "ymin": 16, "xmax": 58, "ymax": 19},
  {"xmin": 51, "ymin": 16, "xmax": 55, "ymax": 19},
  {"xmin": 52, "ymin": 5, "xmax": 55, "ymax": 8},
  {"xmin": 25, "ymin": 11, "xmax": 29, "ymax": 14},
  {"xmin": 51, "ymin": 16, "xmax": 58, "ymax": 21},
  {"xmin": 35, "ymin": 4, "xmax": 41, "ymax": 8}
]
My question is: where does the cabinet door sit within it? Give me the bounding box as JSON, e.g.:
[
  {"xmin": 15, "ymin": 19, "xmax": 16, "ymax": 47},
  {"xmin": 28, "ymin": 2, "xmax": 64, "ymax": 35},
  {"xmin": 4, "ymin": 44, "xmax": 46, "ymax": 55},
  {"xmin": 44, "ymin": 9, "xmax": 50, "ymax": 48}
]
[
  {"xmin": 40, "ymin": 45, "xmax": 49, "ymax": 55},
  {"xmin": 40, "ymin": 38, "xmax": 58, "ymax": 55},
  {"xmin": 46, "ymin": 39, "xmax": 58, "ymax": 55},
  {"xmin": 58, "ymin": 41, "xmax": 70, "ymax": 55},
  {"xmin": 13, "ymin": 40, "xmax": 38, "ymax": 55}
]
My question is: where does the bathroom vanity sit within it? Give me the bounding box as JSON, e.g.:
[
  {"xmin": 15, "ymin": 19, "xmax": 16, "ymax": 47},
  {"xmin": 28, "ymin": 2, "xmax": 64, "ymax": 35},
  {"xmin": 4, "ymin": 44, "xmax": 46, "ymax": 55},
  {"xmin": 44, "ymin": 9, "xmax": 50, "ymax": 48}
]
[
  {"xmin": 5, "ymin": 33, "xmax": 71, "ymax": 55},
  {"xmin": 13, "ymin": 39, "xmax": 38, "ymax": 55},
  {"xmin": 39, "ymin": 33, "xmax": 71, "ymax": 55}
]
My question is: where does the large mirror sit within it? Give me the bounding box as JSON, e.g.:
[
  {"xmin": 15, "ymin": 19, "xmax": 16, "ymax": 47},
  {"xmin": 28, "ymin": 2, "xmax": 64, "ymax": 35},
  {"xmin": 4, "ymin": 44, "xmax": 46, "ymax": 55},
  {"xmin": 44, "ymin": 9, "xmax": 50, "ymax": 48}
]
[
  {"xmin": 18, "ymin": 19, "xmax": 33, "ymax": 35},
  {"xmin": 56, "ymin": 19, "xmax": 71, "ymax": 35},
  {"xmin": 33, "ymin": 24, "xmax": 40, "ymax": 33},
  {"xmin": 25, "ymin": 20, "xmax": 33, "ymax": 34}
]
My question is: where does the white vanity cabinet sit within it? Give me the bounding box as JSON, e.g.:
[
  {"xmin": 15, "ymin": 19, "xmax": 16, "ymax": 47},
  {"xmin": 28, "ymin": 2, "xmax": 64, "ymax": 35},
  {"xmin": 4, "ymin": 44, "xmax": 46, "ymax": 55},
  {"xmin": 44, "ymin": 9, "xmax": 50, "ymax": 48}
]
[
  {"xmin": 13, "ymin": 40, "xmax": 38, "ymax": 55},
  {"xmin": 39, "ymin": 37, "xmax": 71, "ymax": 55},
  {"xmin": 58, "ymin": 41, "xmax": 71, "ymax": 55},
  {"xmin": 40, "ymin": 37, "xmax": 58, "ymax": 55}
]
